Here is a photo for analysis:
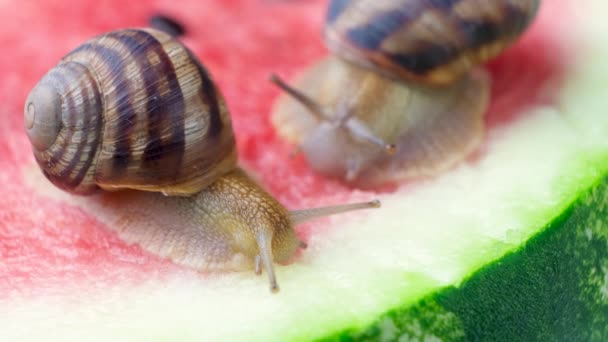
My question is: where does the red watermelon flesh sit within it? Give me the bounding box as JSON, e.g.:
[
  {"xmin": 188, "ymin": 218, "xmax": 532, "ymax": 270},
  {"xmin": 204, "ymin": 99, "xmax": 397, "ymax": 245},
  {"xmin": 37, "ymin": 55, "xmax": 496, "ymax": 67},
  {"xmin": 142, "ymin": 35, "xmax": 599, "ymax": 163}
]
[{"xmin": 0, "ymin": 0, "xmax": 569, "ymax": 299}]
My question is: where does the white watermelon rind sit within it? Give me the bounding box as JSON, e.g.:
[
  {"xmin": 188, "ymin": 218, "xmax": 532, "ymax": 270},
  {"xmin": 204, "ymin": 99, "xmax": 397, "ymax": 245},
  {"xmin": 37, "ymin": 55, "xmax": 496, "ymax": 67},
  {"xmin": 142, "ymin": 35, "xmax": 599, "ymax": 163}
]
[{"xmin": 323, "ymin": 173, "xmax": 608, "ymax": 341}]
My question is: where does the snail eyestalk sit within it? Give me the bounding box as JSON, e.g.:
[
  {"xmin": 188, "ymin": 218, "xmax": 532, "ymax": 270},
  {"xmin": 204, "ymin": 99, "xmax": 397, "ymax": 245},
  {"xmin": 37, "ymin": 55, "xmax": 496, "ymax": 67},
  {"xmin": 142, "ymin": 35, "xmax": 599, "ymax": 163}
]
[
  {"xmin": 256, "ymin": 233, "xmax": 279, "ymax": 293},
  {"xmin": 270, "ymin": 73, "xmax": 331, "ymax": 121},
  {"xmin": 254, "ymin": 255, "xmax": 262, "ymax": 275},
  {"xmin": 289, "ymin": 199, "xmax": 381, "ymax": 225},
  {"xmin": 343, "ymin": 119, "xmax": 397, "ymax": 154},
  {"xmin": 270, "ymin": 73, "xmax": 396, "ymax": 155}
]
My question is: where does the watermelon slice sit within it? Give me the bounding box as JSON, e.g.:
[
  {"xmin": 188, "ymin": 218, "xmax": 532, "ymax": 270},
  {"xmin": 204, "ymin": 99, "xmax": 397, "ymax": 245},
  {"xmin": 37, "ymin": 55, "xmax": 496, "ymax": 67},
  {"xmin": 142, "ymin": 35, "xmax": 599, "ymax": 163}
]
[{"xmin": 1, "ymin": 0, "xmax": 607, "ymax": 341}]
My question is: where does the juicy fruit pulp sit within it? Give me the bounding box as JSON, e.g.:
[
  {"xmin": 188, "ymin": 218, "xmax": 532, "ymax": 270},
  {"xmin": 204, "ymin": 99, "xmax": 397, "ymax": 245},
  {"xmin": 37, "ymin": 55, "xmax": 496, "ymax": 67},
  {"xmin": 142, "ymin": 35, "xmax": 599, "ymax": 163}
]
[{"xmin": 1, "ymin": 0, "xmax": 607, "ymax": 341}]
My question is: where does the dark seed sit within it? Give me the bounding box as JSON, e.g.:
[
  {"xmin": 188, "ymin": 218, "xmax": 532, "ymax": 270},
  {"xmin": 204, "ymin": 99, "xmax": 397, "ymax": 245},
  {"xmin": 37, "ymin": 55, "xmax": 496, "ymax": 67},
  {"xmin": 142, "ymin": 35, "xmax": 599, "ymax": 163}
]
[{"xmin": 148, "ymin": 14, "xmax": 186, "ymax": 37}]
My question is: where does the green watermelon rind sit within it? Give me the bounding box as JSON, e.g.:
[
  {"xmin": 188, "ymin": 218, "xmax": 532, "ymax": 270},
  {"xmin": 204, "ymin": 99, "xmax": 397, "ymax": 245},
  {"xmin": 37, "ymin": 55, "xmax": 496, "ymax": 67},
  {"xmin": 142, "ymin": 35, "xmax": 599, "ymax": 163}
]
[
  {"xmin": 319, "ymin": 14, "xmax": 608, "ymax": 340},
  {"xmin": 320, "ymin": 11, "xmax": 608, "ymax": 339},
  {"xmin": 324, "ymin": 172, "xmax": 608, "ymax": 341}
]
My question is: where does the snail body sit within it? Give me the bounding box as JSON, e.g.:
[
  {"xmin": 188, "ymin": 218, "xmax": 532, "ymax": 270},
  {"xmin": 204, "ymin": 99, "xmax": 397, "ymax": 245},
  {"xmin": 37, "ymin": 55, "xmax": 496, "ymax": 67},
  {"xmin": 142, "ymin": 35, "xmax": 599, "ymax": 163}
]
[
  {"xmin": 96, "ymin": 169, "xmax": 321, "ymax": 279},
  {"xmin": 25, "ymin": 28, "xmax": 379, "ymax": 292},
  {"xmin": 273, "ymin": 55, "xmax": 490, "ymax": 185},
  {"xmin": 271, "ymin": 0, "xmax": 541, "ymax": 187}
]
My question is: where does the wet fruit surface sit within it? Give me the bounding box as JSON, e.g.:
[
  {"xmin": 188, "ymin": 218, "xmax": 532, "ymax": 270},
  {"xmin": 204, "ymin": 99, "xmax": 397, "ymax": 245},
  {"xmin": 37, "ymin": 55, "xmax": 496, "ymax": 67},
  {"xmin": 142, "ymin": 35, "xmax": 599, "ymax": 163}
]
[{"xmin": 0, "ymin": 0, "xmax": 567, "ymax": 297}]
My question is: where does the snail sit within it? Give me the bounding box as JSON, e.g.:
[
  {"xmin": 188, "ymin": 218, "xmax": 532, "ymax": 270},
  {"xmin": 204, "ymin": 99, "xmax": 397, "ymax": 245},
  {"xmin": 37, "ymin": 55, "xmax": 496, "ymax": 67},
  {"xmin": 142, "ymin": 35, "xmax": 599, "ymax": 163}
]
[
  {"xmin": 24, "ymin": 28, "xmax": 380, "ymax": 293},
  {"xmin": 271, "ymin": 0, "xmax": 541, "ymax": 187}
]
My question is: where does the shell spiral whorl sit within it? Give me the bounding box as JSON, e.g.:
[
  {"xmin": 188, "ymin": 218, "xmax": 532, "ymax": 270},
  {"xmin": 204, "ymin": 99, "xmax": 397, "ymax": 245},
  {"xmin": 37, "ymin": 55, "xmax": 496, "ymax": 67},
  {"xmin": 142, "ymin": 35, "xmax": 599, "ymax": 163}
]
[
  {"xmin": 25, "ymin": 28, "xmax": 236, "ymax": 195},
  {"xmin": 25, "ymin": 61, "xmax": 104, "ymax": 194},
  {"xmin": 325, "ymin": 0, "xmax": 541, "ymax": 85}
]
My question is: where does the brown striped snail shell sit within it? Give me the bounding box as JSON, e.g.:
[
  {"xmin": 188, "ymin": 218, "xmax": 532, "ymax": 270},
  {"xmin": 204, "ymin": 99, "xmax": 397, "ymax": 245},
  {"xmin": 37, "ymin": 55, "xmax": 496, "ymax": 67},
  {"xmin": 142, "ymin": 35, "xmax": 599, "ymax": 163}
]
[
  {"xmin": 25, "ymin": 28, "xmax": 236, "ymax": 196},
  {"xmin": 271, "ymin": 0, "xmax": 541, "ymax": 188},
  {"xmin": 325, "ymin": 0, "xmax": 542, "ymax": 85},
  {"xmin": 24, "ymin": 28, "xmax": 380, "ymax": 293}
]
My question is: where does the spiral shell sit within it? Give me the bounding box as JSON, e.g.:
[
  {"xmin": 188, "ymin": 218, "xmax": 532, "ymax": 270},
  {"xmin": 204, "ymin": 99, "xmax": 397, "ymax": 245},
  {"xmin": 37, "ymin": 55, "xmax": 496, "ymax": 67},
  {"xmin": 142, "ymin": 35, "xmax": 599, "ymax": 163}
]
[
  {"xmin": 23, "ymin": 28, "xmax": 383, "ymax": 293},
  {"xmin": 24, "ymin": 28, "xmax": 236, "ymax": 195},
  {"xmin": 325, "ymin": 0, "xmax": 541, "ymax": 85}
]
